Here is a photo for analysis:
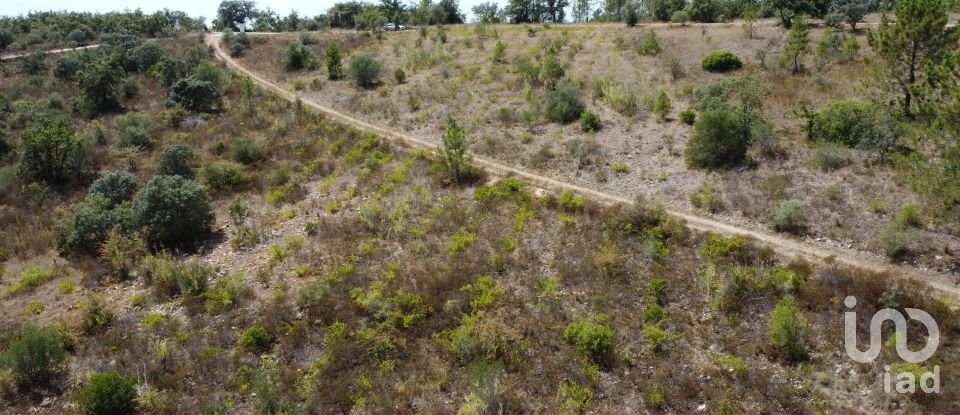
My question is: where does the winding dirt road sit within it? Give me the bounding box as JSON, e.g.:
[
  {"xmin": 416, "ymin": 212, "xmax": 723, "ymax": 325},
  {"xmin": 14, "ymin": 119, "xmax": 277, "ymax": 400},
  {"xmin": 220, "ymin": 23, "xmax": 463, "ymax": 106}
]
[{"xmin": 205, "ymin": 32, "xmax": 956, "ymax": 298}]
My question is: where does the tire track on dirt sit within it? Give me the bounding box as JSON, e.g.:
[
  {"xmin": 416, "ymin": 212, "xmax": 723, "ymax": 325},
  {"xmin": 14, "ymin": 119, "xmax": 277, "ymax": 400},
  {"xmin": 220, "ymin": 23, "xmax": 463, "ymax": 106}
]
[{"xmin": 207, "ymin": 33, "xmax": 960, "ymax": 298}]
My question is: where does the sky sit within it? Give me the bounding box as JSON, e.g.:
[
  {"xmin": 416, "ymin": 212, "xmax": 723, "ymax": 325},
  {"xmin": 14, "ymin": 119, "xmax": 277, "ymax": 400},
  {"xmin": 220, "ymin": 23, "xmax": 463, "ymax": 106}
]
[{"xmin": 0, "ymin": 0, "xmax": 497, "ymax": 25}]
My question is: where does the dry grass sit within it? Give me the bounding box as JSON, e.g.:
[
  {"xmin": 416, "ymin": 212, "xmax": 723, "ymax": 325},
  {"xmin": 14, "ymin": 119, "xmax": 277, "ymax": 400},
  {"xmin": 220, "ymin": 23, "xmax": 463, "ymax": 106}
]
[{"xmin": 0, "ymin": 29, "xmax": 957, "ymax": 415}]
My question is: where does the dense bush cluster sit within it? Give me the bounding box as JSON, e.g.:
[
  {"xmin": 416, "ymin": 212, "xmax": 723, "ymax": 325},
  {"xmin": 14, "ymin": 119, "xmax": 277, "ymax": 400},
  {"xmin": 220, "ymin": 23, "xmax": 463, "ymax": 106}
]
[
  {"xmin": 347, "ymin": 54, "xmax": 382, "ymax": 88},
  {"xmin": 284, "ymin": 41, "xmax": 319, "ymax": 71},
  {"xmin": 701, "ymin": 50, "xmax": 743, "ymax": 72},
  {"xmin": 77, "ymin": 372, "xmax": 138, "ymax": 415},
  {"xmin": 545, "ymin": 83, "xmax": 585, "ymax": 124}
]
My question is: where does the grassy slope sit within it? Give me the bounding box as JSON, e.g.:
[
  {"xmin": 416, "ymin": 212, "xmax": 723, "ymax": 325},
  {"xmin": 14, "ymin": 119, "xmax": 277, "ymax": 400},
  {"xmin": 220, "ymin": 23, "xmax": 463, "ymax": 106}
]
[
  {"xmin": 0, "ymin": 32, "xmax": 956, "ymax": 414},
  {"xmin": 235, "ymin": 22, "xmax": 958, "ymax": 275}
]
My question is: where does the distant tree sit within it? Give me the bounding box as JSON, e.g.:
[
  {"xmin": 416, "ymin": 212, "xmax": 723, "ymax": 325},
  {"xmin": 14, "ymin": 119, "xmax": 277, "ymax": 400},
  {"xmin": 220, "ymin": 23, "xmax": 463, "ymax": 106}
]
[
  {"xmin": 623, "ymin": 3, "xmax": 639, "ymax": 26},
  {"xmin": 869, "ymin": 0, "xmax": 956, "ymax": 118},
  {"xmin": 688, "ymin": 0, "xmax": 721, "ymax": 22},
  {"xmin": 18, "ymin": 111, "xmax": 87, "ymax": 184},
  {"xmin": 473, "ymin": 2, "xmax": 502, "ymax": 23},
  {"xmin": 767, "ymin": 0, "xmax": 818, "ymax": 28},
  {"xmin": 742, "ymin": 5, "xmax": 757, "ymax": 38},
  {"xmin": 781, "ymin": 17, "xmax": 810, "ymax": 75},
  {"xmin": 647, "ymin": 0, "xmax": 686, "ymax": 21},
  {"xmin": 216, "ymin": 0, "xmax": 258, "ymax": 31},
  {"xmin": 506, "ymin": 0, "xmax": 539, "ymax": 23},
  {"xmin": 572, "ymin": 0, "xmax": 593, "ymax": 22},
  {"xmin": 837, "ymin": 0, "xmax": 867, "ymax": 31},
  {"xmin": 435, "ymin": 0, "xmax": 465, "ymax": 24},
  {"xmin": 0, "ymin": 29, "xmax": 13, "ymax": 51},
  {"xmin": 438, "ymin": 115, "xmax": 473, "ymax": 183},
  {"xmin": 544, "ymin": 0, "xmax": 570, "ymax": 22},
  {"xmin": 380, "ymin": 0, "xmax": 407, "ymax": 26},
  {"xmin": 78, "ymin": 57, "xmax": 124, "ymax": 115}
]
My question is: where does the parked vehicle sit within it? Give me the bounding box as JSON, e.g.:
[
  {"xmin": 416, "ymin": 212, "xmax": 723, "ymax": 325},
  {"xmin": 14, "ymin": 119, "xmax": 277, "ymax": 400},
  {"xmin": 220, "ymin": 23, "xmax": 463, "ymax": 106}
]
[{"xmin": 382, "ymin": 23, "xmax": 405, "ymax": 31}]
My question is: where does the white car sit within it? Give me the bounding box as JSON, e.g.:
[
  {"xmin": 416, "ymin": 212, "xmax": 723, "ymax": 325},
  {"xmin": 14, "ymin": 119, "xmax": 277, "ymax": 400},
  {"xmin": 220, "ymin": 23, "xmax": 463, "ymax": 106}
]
[{"xmin": 382, "ymin": 23, "xmax": 406, "ymax": 31}]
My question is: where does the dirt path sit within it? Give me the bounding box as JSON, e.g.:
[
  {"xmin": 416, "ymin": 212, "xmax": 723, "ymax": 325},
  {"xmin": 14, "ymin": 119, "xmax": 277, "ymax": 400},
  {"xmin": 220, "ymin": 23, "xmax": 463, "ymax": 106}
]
[
  {"xmin": 206, "ymin": 32, "xmax": 959, "ymax": 297},
  {"xmin": 0, "ymin": 44, "xmax": 100, "ymax": 61}
]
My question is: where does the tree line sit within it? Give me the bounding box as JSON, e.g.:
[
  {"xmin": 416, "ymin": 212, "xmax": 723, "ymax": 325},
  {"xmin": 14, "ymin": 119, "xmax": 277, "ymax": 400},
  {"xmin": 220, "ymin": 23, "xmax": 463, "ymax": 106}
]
[{"xmin": 0, "ymin": 9, "xmax": 205, "ymax": 52}]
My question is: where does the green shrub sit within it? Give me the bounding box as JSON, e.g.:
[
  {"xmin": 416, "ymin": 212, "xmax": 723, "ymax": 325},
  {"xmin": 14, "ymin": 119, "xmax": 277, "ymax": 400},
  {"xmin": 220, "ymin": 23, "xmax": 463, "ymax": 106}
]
[
  {"xmin": 637, "ymin": 30, "xmax": 661, "ymax": 56},
  {"xmin": 206, "ymin": 272, "xmax": 247, "ymax": 314},
  {"xmin": 644, "ymin": 304, "xmax": 665, "ymax": 323},
  {"xmin": 20, "ymin": 51, "xmax": 47, "ymax": 75},
  {"xmin": 491, "ymin": 40, "xmax": 507, "ymax": 63},
  {"xmin": 77, "ymin": 372, "xmax": 137, "ymax": 415},
  {"xmin": 563, "ymin": 318, "xmax": 614, "ymax": 363},
  {"xmin": 579, "ymin": 111, "xmax": 602, "ymax": 132},
  {"xmin": 202, "ymin": 161, "xmax": 249, "ymax": 191},
  {"xmin": 394, "ymin": 67, "xmax": 406, "ymax": 84},
  {"xmin": 545, "ymin": 83, "xmax": 585, "ymax": 124},
  {"xmin": 113, "ymin": 112, "xmax": 153, "ymax": 148},
  {"xmin": 768, "ymin": 296, "xmax": 808, "ymax": 361},
  {"xmin": 78, "ymin": 57, "xmax": 124, "ymax": 115},
  {"xmin": 879, "ymin": 221, "xmax": 919, "ymax": 259},
  {"xmin": 646, "ymin": 276, "xmax": 668, "ymax": 305},
  {"xmin": 598, "ymin": 81, "xmax": 638, "ymax": 115},
  {"xmin": 53, "ymin": 54, "xmax": 83, "ymax": 81},
  {"xmin": 559, "ymin": 189, "xmax": 586, "ymax": 210},
  {"xmin": 878, "ymin": 206, "xmax": 923, "ymax": 259},
  {"xmin": 679, "ymin": 108, "xmax": 696, "ymax": 125},
  {"xmin": 55, "ymin": 194, "xmax": 137, "ymax": 253},
  {"xmin": 701, "ymin": 50, "xmax": 743, "ymax": 72},
  {"xmin": 142, "ymin": 255, "xmax": 213, "ymax": 299},
  {"xmin": 17, "ymin": 111, "xmax": 87, "ymax": 184},
  {"xmin": 227, "ymin": 31, "xmax": 251, "ymax": 57},
  {"xmin": 538, "ymin": 51, "xmax": 565, "ymax": 88},
  {"xmin": 642, "ymin": 324, "xmax": 670, "ymax": 353},
  {"xmin": 89, "ymin": 171, "xmax": 138, "ymax": 205},
  {"xmin": 809, "ymin": 100, "xmax": 875, "ymax": 147},
  {"xmin": 121, "ymin": 76, "xmax": 139, "ymax": 99},
  {"xmin": 284, "ymin": 41, "xmax": 319, "ymax": 71},
  {"xmin": 347, "ymin": 54, "xmax": 382, "ymax": 89},
  {"xmin": 4, "ymin": 266, "xmax": 55, "ymax": 297},
  {"xmin": 230, "ymin": 138, "xmax": 264, "ymax": 165},
  {"xmin": 156, "ymin": 143, "xmax": 194, "ymax": 178},
  {"xmin": 1, "ymin": 324, "xmax": 65, "ymax": 390},
  {"xmin": 684, "ymin": 107, "xmax": 748, "ymax": 169},
  {"xmin": 136, "ymin": 175, "xmax": 214, "ymax": 248},
  {"xmin": 653, "ymin": 90, "xmax": 672, "ymax": 121},
  {"xmin": 325, "ymin": 44, "xmax": 343, "ymax": 79},
  {"xmin": 238, "ymin": 325, "xmax": 273, "ymax": 351},
  {"xmin": 769, "ymin": 200, "xmax": 806, "ymax": 234},
  {"xmin": 446, "ymin": 314, "xmax": 525, "ymax": 366},
  {"xmin": 166, "ymin": 79, "xmax": 222, "ymax": 113},
  {"xmin": 811, "ymin": 141, "xmax": 849, "ymax": 171}
]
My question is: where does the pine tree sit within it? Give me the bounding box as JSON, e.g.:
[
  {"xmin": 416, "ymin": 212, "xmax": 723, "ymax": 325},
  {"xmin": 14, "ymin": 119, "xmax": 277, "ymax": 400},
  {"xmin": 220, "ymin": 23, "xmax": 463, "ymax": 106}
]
[
  {"xmin": 325, "ymin": 44, "xmax": 344, "ymax": 80},
  {"xmin": 781, "ymin": 17, "xmax": 810, "ymax": 75},
  {"xmin": 868, "ymin": 0, "xmax": 957, "ymax": 118},
  {"xmin": 437, "ymin": 115, "xmax": 473, "ymax": 183}
]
